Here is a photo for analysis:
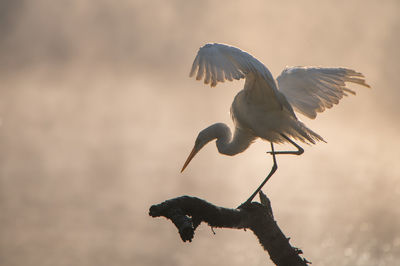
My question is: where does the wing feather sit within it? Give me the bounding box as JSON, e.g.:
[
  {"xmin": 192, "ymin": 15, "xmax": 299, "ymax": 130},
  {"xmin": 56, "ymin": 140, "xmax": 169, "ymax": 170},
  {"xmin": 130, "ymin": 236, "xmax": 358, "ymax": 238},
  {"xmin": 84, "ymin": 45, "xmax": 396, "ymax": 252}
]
[
  {"xmin": 189, "ymin": 54, "xmax": 199, "ymax": 78},
  {"xmin": 277, "ymin": 67, "xmax": 370, "ymax": 119},
  {"xmin": 189, "ymin": 43, "xmax": 276, "ymax": 89},
  {"xmin": 204, "ymin": 61, "xmax": 211, "ymax": 85},
  {"xmin": 216, "ymin": 66, "xmax": 224, "ymax": 82},
  {"xmin": 195, "ymin": 56, "xmax": 205, "ymax": 80}
]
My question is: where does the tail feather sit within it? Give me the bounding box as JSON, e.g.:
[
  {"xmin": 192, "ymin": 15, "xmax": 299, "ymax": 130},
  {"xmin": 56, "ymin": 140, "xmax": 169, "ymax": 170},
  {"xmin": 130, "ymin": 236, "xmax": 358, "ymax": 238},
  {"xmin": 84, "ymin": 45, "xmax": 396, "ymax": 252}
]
[{"xmin": 288, "ymin": 120, "xmax": 326, "ymax": 145}]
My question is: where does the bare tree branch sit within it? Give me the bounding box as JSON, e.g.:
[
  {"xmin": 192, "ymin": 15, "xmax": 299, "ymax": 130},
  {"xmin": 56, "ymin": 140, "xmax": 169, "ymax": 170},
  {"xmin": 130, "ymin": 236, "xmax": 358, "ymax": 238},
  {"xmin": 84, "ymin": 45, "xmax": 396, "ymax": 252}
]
[{"xmin": 149, "ymin": 192, "xmax": 310, "ymax": 266}]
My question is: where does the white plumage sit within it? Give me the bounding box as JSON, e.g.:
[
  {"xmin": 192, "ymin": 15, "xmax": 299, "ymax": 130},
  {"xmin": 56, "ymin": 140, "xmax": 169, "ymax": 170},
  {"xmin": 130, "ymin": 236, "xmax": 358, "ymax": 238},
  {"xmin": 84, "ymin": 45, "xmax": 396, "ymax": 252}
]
[
  {"xmin": 277, "ymin": 66, "xmax": 369, "ymax": 119},
  {"xmin": 181, "ymin": 43, "xmax": 369, "ymax": 202}
]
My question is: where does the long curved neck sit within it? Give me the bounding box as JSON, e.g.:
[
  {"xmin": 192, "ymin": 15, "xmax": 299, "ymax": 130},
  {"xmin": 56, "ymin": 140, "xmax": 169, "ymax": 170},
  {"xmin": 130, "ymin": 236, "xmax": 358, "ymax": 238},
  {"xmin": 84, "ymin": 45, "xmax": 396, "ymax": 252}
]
[{"xmin": 206, "ymin": 123, "xmax": 255, "ymax": 156}]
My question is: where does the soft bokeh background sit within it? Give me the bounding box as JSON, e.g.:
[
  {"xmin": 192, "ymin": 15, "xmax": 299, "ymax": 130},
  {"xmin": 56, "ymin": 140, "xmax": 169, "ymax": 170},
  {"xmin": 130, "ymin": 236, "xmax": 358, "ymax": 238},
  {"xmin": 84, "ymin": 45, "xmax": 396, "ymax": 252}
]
[{"xmin": 1, "ymin": 0, "xmax": 399, "ymax": 265}]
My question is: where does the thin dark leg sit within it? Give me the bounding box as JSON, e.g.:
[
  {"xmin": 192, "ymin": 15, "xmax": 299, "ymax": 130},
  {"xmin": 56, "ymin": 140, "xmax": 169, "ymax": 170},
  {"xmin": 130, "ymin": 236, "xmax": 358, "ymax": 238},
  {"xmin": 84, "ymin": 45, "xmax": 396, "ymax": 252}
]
[
  {"xmin": 267, "ymin": 134, "xmax": 304, "ymax": 155},
  {"xmin": 245, "ymin": 142, "xmax": 278, "ymax": 204},
  {"xmin": 243, "ymin": 135, "xmax": 304, "ymax": 204}
]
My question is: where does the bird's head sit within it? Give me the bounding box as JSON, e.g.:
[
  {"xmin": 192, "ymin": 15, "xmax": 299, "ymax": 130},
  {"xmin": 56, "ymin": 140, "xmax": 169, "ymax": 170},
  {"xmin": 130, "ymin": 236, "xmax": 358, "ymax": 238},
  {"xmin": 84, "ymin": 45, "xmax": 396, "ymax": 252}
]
[
  {"xmin": 181, "ymin": 130, "xmax": 212, "ymax": 172},
  {"xmin": 181, "ymin": 123, "xmax": 230, "ymax": 172}
]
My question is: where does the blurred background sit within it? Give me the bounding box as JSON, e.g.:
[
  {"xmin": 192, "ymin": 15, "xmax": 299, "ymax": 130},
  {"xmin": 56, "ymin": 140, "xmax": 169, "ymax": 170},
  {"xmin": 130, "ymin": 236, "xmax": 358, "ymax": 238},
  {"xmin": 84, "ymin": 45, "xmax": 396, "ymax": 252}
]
[{"xmin": 0, "ymin": 0, "xmax": 399, "ymax": 265}]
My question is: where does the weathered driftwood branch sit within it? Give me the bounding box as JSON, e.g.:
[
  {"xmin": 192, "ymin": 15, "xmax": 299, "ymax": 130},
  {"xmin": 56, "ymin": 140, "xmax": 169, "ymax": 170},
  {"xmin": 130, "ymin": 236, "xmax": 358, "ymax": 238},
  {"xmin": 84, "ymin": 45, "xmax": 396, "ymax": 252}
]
[{"xmin": 149, "ymin": 192, "xmax": 310, "ymax": 266}]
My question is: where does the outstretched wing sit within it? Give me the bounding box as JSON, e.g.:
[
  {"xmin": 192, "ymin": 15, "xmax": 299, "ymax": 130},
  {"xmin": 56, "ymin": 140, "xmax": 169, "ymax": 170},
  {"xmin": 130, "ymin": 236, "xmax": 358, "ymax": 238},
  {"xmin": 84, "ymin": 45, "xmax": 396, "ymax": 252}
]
[
  {"xmin": 189, "ymin": 43, "xmax": 276, "ymax": 89},
  {"xmin": 277, "ymin": 67, "xmax": 370, "ymax": 119}
]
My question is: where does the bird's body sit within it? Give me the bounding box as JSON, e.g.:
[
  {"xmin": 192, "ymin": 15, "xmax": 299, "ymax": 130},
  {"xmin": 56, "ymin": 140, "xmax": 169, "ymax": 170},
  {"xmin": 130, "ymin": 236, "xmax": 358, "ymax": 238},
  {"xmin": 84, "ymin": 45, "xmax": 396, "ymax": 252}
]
[
  {"xmin": 230, "ymin": 79, "xmax": 322, "ymax": 145},
  {"xmin": 181, "ymin": 43, "xmax": 369, "ymax": 202}
]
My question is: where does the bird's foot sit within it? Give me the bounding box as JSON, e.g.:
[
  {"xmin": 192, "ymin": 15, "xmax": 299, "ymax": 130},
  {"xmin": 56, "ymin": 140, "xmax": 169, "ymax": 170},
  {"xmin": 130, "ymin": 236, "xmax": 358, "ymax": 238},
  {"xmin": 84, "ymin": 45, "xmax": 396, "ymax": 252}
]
[
  {"xmin": 267, "ymin": 150, "xmax": 303, "ymax": 155},
  {"xmin": 237, "ymin": 200, "xmax": 255, "ymax": 210}
]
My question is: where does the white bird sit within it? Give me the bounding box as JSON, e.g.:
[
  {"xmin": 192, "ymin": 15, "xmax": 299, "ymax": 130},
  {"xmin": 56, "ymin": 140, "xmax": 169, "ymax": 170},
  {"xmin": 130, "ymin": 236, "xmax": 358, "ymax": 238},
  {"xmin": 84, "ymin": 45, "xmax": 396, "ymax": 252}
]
[{"xmin": 181, "ymin": 43, "xmax": 369, "ymax": 203}]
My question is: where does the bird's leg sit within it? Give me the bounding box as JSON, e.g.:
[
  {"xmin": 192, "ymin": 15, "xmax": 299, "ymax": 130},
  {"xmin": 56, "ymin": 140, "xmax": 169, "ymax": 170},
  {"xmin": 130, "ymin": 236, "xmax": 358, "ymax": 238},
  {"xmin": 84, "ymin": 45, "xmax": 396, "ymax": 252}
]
[
  {"xmin": 244, "ymin": 142, "xmax": 278, "ymax": 204},
  {"xmin": 267, "ymin": 134, "xmax": 304, "ymax": 155},
  {"xmin": 242, "ymin": 135, "xmax": 303, "ymax": 204}
]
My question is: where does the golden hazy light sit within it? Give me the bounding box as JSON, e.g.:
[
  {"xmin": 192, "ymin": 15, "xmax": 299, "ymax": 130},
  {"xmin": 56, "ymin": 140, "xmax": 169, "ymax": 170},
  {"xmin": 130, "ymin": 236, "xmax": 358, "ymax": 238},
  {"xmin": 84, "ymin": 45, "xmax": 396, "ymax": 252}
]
[{"xmin": 0, "ymin": 1, "xmax": 399, "ymax": 266}]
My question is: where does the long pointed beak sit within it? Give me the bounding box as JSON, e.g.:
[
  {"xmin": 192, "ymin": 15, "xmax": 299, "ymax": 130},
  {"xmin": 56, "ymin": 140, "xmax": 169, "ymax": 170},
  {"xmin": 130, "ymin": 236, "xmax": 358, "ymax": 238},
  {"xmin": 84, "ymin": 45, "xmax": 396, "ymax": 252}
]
[{"xmin": 181, "ymin": 145, "xmax": 199, "ymax": 172}]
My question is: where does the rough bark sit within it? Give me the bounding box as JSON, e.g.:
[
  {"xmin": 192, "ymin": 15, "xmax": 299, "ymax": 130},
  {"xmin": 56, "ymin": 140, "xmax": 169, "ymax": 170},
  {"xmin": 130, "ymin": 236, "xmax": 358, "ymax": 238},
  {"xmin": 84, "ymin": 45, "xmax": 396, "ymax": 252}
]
[{"xmin": 149, "ymin": 192, "xmax": 310, "ymax": 266}]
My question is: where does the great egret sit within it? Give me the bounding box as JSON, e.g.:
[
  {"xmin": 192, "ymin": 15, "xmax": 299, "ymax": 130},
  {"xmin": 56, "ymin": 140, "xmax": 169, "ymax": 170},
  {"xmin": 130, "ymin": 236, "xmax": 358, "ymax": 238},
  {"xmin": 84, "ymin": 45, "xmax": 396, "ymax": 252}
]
[{"xmin": 181, "ymin": 43, "xmax": 369, "ymax": 203}]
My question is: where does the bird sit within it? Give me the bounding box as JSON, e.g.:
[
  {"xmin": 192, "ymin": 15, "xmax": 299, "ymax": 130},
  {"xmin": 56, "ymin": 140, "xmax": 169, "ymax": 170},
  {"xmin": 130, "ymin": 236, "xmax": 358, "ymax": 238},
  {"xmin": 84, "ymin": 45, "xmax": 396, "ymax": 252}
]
[{"xmin": 181, "ymin": 43, "xmax": 369, "ymax": 203}]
